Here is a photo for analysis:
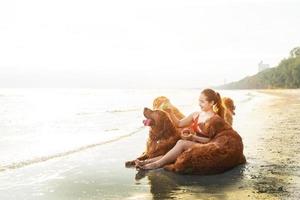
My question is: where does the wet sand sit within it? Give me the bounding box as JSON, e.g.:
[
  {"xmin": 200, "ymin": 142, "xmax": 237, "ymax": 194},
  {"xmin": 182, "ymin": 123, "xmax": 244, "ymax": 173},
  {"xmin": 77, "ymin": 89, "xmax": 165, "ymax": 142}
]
[
  {"xmin": 243, "ymin": 89, "xmax": 300, "ymax": 200},
  {"xmin": 0, "ymin": 89, "xmax": 299, "ymax": 200}
]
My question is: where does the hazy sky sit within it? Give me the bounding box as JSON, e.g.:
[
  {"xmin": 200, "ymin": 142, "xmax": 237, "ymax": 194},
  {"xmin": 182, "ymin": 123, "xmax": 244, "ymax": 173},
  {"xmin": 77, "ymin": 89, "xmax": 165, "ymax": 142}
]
[{"xmin": 1, "ymin": 0, "xmax": 299, "ymax": 88}]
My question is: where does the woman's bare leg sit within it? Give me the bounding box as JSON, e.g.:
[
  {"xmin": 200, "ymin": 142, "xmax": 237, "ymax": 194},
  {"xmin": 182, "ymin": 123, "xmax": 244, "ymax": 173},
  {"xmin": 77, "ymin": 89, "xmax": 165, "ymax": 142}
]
[
  {"xmin": 135, "ymin": 155, "xmax": 163, "ymax": 166},
  {"xmin": 141, "ymin": 140, "xmax": 196, "ymax": 170}
]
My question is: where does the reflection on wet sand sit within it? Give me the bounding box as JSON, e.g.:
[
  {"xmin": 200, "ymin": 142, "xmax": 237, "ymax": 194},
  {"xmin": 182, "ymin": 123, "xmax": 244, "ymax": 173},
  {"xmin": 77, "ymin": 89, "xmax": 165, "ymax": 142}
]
[{"xmin": 135, "ymin": 165, "xmax": 248, "ymax": 200}]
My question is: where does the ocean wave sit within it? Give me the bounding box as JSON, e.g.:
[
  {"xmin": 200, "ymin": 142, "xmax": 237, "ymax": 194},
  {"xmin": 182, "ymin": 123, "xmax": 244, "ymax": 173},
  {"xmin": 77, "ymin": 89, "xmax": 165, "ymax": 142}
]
[
  {"xmin": 76, "ymin": 112, "xmax": 96, "ymax": 116},
  {"xmin": 106, "ymin": 108, "xmax": 140, "ymax": 113},
  {"xmin": 104, "ymin": 128, "xmax": 120, "ymax": 132},
  {"xmin": 239, "ymin": 92, "xmax": 256, "ymax": 103},
  {"xmin": 0, "ymin": 126, "xmax": 145, "ymax": 172}
]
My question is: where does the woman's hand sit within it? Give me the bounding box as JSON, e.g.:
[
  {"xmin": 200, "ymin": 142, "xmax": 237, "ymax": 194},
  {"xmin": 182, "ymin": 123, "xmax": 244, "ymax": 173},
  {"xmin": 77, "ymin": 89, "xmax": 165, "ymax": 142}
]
[
  {"xmin": 181, "ymin": 133, "xmax": 195, "ymax": 141},
  {"xmin": 181, "ymin": 128, "xmax": 195, "ymax": 141}
]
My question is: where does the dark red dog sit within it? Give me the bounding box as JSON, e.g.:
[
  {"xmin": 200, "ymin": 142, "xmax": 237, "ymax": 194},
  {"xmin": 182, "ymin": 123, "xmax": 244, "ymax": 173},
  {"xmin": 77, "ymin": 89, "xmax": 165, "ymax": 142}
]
[
  {"xmin": 125, "ymin": 108, "xmax": 181, "ymax": 167},
  {"xmin": 164, "ymin": 115, "xmax": 246, "ymax": 174}
]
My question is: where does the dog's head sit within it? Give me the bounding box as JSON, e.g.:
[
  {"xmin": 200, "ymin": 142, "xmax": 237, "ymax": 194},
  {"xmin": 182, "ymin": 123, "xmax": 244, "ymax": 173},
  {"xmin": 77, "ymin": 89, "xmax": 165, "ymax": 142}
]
[
  {"xmin": 143, "ymin": 107, "xmax": 176, "ymax": 139},
  {"xmin": 222, "ymin": 97, "xmax": 236, "ymax": 115},
  {"xmin": 153, "ymin": 96, "xmax": 170, "ymax": 110}
]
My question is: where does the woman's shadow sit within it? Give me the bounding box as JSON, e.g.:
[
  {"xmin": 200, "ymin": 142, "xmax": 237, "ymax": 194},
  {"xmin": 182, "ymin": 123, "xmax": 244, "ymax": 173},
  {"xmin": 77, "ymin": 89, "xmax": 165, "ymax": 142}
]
[{"xmin": 135, "ymin": 164, "xmax": 246, "ymax": 200}]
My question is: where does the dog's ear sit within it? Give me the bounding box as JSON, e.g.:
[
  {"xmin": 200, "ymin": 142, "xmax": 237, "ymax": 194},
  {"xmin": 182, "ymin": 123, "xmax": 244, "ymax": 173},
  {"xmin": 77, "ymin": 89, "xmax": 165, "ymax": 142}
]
[
  {"xmin": 159, "ymin": 113, "xmax": 175, "ymax": 137},
  {"xmin": 163, "ymin": 116, "xmax": 172, "ymax": 129}
]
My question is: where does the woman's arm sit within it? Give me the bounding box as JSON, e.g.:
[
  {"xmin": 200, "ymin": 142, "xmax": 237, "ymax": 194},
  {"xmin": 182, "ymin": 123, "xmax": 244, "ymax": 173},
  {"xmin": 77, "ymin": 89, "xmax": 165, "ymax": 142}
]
[
  {"xmin": 192, "ymin": 135, "xmax": 210, "ymax": 143},
  {"xmin": 167, "ymin": 109, "xmax": 196, "ymax": 128},
  {"xmin": 181, "ymin": 133, "xmax": 210, "ymax": 143}
]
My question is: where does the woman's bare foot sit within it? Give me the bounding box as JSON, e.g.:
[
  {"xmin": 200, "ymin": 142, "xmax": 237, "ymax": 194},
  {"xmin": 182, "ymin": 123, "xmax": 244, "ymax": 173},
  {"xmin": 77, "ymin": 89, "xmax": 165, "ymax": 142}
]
[
  {"xmin": 135, "ymin": 159, "xmax": 152, "ymax": 167},
  {"xmin": 141, "ymin": 162, "xmax": 161, "ymax": 170},
  {"xmin": 135, "ymin": 159, "xmax": 146, "ymax": 167}
]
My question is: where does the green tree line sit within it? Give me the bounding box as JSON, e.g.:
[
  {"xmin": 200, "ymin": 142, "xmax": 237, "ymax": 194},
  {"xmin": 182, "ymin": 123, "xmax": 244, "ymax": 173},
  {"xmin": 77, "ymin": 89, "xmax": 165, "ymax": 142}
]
[{"xmin": 219, "ymin": 47, "xmax": 300, "ymax": 89}]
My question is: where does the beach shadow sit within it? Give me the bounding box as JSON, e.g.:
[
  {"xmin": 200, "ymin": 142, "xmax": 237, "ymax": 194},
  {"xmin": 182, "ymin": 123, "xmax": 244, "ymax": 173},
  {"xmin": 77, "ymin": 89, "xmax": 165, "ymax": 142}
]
[{"xmin": 135, "ymin": 164, "xmax": 246, "ymax": 200}]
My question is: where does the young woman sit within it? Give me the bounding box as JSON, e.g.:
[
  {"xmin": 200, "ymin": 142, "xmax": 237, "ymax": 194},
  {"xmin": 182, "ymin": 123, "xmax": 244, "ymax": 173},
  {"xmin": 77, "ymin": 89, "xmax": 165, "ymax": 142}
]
[{"xmin": 136, "ymin": 88, "xmax": 225, "ymax": 170}]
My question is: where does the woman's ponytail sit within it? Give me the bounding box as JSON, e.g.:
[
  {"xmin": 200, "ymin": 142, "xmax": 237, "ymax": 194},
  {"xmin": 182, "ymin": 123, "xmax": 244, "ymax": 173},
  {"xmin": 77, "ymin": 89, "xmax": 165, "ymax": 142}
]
[{"xmin": 214, "ymin": 92, "xmax": 225, "ymax": 119}]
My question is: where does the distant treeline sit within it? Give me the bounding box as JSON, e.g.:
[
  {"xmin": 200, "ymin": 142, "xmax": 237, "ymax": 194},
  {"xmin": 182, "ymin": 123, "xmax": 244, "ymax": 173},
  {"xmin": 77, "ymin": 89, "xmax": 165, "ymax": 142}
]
[{"xmin": 219, "ymin": 47, "xmax": 300, "ymax": 89}]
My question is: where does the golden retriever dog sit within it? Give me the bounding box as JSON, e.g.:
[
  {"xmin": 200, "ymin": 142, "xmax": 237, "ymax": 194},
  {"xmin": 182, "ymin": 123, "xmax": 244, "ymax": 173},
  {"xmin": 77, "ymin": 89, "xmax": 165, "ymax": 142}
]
[
  {"xmin": 125, "ymin": 108, "xmax": 181, "ymax": 167},
  {"xmin": 222, "ymin": 97, "xmax": 236, "ymax": 126},
  {"xmin": 152, "ymin": 96, "xmax": 185, "ymax": 120},
  {"xmin": 163, "ymin": 115, "xmax": 246, "ymax": 174}
]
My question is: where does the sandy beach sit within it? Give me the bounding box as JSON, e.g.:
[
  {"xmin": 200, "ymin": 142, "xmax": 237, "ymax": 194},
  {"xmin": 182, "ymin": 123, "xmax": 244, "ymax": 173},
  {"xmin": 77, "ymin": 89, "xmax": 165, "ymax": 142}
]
[{"xmin": 0, "ymin": 89, "xmax": 299, "ymax": 200}]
